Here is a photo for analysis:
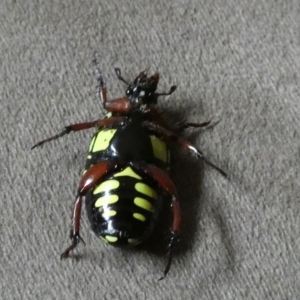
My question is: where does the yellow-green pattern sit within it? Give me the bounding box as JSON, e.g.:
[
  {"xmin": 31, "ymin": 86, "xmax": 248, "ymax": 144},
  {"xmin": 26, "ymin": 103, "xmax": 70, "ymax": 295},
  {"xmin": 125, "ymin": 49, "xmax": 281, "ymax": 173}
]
[
  {"xmin": 135, "ymin": 182, "xmax": 157, "ymax": 198},
  {"xmin": 150, "ymin": 135, "xmax": 169, "ymax": 163},
  {"xmin": 105, "ymin": 235, "xmax": 118, "ymax": 243},
  {"xmin": 95, "ymin": 194, "xmax": 119, "ymax": 207},
  {"xmin": 89, "ymin": 129, "xmax": 117, "ymax": 152},
  {"xmin": 133, "ymin": 213, "xmax": 146, "ymax": 222},
  {"xmin": 128, "ymin": 238, "xmax": 139, "ymax": 244},
  {"xmin": 114, "ymin": 167, "xmax": 142, "ymax": 180},
  {"xmin": 134, "ymin": 197, "xmax": 154, "ymax": 212},
  {"xmin": 102, "ymin": 210, "xmax": 117, "ymax": 218},
  {"xmin": 93, "ymin": 180, "xmax": 120, "ymax": 195}
]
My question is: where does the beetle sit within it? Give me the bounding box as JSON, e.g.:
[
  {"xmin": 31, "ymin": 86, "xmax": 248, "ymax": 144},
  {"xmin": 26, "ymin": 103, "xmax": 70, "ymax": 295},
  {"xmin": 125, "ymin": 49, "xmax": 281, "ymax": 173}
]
[{"xmin": 32, "ymin": 57, "xmax": 227, "ymax": 280}]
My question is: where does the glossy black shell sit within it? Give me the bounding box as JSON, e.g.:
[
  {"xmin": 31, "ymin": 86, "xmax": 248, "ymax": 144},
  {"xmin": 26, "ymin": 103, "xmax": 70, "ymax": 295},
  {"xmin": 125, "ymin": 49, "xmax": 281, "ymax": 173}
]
[{"xmin": 85, "ymin": 111, "xmax": 169, "ymax": 247}]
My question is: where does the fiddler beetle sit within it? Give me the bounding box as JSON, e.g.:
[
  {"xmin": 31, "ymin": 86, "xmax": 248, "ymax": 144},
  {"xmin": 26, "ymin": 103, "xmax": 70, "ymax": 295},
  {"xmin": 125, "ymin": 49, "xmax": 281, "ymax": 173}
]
[{"xmin": 32, "ymin": 57, "xmax": 227, "ymax": 280}]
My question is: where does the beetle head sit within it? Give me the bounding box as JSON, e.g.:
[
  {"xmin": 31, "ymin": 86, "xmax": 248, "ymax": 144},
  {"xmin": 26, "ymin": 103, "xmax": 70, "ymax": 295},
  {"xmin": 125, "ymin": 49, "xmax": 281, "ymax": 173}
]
[
  {"xmin": 114, "ymin": 68, "xmax": 177, "ymax": 110},
  {"xmin": 125, "ymin": 70, "xmax": 160, "ymax": 107}
]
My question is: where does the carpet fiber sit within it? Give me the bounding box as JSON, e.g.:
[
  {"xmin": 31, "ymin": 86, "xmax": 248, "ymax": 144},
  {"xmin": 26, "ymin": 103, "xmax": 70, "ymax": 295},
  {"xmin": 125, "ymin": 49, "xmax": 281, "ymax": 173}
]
[{"xmin": 2, "ymin": 1, "xmax": 299, "ymax": 299}]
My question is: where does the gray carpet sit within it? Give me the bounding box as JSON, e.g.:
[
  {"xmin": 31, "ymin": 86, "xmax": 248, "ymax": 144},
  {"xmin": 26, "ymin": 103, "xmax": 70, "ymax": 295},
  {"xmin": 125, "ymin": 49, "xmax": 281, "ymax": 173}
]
[{"xmin": 2, "ymin": 1, "xmax": 299, "ymax": 299}]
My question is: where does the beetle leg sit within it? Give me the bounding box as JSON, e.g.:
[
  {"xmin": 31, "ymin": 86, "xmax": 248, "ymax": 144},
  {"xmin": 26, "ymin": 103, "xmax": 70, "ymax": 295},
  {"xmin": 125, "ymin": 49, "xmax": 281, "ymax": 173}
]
[
  {"xmin": 32, "ymin": 121, "xmax": 98, "ymax": 149},
  {"xmin": 93, "ymin": 54, "xmax": 108, "ymax": 104},
  {"xmin": 60, "ymin": 195, "xmax": 85, "ymax": 259},
  {"xmin": 144, "ymin": 108, "xmax": 211, "ymax": 131},
  {"xmin": 31, "ymin": 116, "xmax": 125, "ymax": 149},
  {"xmin": 114, "ymin": 68, "xmax": 129, "ymax": 85},
  {"xmin": 61, "ymin": 161, "xmax": 120, "ymax": 259},
  {"xmin": 175, "ymin": 120, "xmax": 211, "ymax": 131},
  {"xmin": 155, "ymin": 85, "xmax": 177, "ymax": 97},
  {"xmin": 132, "ymin": 163, "xmax": 181, "ymax": 280},
  {"xmin": 103, "ymin": 97, "xmax": 132, "ymax": 114},
  {"xmin": 143, "ymin": 121, "xmax": 227, "ymax": 178},
  {"xmin": 92, "ymin": 58, "xmax": 133, "ymax": 114},
  {"xmin": 143, "ymin": 107, "xmax": 172, "ymax": 129},
  {"xmin": 93, "ymin": 57, "xmax": 132, "ymax": 113}
]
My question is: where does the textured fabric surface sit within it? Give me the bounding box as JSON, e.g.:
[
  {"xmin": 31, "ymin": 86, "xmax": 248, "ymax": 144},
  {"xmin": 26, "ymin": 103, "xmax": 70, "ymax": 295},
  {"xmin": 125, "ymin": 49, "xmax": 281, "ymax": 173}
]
[{"xmin": 1, "ymin": 1, "xmax": 300, "ymax": 299}]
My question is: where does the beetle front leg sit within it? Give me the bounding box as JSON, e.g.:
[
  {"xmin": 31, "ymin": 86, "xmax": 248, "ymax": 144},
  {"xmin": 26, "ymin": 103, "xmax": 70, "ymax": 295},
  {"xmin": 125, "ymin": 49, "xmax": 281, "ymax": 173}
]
[
  {"xmin": 144, "ymin": 121, "xmax": 228, "ymax": 178},
  {"xmin": 92, "ymin": 59, "xmax": 132, "ymax": 114},
  {"xmin": 93, "ymin": 54, "xmax": 108, "ymax": 105}
]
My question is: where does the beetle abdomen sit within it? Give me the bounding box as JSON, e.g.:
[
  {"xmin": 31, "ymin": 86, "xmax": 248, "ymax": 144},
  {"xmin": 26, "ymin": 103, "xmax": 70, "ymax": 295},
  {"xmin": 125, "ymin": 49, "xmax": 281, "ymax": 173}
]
[{"xmin": 85, "ymin": 166, "xmax": 161, "ymax": 246}]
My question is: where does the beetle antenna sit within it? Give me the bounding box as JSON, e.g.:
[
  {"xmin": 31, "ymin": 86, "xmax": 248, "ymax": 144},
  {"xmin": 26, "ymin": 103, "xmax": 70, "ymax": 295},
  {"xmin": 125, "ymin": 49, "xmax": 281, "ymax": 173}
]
[{"xmin": 114, "ymin": 68, "xmax": 129, "ymax": 85}]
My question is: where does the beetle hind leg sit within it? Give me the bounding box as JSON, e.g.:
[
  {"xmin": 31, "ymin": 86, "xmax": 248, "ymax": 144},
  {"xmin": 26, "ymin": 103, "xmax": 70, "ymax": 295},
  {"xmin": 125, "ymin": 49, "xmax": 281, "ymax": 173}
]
[
  {"xmin": 132, "ymin": 163, "xmax": 181, "ymax": 280},
  {"xmin": 60, "ymin": 195, "xmax": 85, "ymax": 259},
  {"xmin": 60, "ymin": 161, "xmax": 119, "ymax": 258}
]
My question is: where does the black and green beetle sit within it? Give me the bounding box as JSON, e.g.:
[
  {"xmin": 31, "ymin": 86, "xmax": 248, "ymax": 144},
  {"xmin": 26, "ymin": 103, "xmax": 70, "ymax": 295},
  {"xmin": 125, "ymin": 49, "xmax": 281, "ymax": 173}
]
[{"xmin": 32, "ymin": 58, "xmax": 227, "ymax": 280}]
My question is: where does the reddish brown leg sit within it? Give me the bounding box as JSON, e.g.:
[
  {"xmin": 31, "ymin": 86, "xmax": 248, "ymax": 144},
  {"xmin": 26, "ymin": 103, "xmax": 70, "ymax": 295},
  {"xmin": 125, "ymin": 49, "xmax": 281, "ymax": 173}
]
[
  {"xmin": 93, "ymin": 57, "xmax": 132, "ymax": 113},
  {"xmin": 175, "ymin": 119, "xmax": 211, "ymax": 131},
  {"xmin": 143, "ymin": 108, "xmax": 211, "ymax": 132},
  {"xmin": 144, "ymin": 121, "xmax": 228, "ymax": 178},
  {"xmin": 60, "ymin": 195, "xmax": 85, "ymax": 259},
  {"xmin": 103, "ymin": 97, "xmax": 132, "ymax": 114},
  {"xmin": 31, "ymin": 116, "xmax": 125, "ymax": 149},
  {"xmin": 60, "ymin": 161, "xmax": 120, "ymax": 259},
  {"xmin": 93, "ymin": 54, "xmax": 107, "ymax": 105},
  {"xmin": 133, "ymin": 163, "xmax": 181, "ymax": 280}
]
